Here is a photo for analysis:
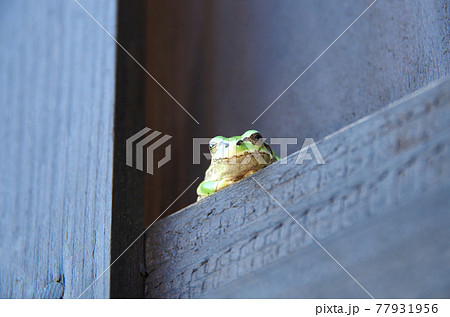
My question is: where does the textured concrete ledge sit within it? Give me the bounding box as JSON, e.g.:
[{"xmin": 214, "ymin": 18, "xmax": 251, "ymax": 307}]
[{"xmin": 144, "ymin": 77, "xmax": 450, "ymax": 298}]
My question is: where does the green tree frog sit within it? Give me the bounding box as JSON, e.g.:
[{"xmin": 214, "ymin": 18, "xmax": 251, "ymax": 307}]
[{"xmin": 197, "ymin": 130, "xmax": 279, "ymax": 201}]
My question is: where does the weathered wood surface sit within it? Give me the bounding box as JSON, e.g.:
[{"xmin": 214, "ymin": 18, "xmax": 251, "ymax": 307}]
[
  {"xmin": 141, "ymin": 0, "xmax": 450, "ymax": 222},
  {"xmin": 144, "ymin": 77, "xmax": 450, "ymax": 298},
  {"xmin": 204, "ymin": 183, "xmax": 450, "ymax": 298},
  {"xmin": 0, "ymin": 0, "xmax": 117, "ymax": 298}
]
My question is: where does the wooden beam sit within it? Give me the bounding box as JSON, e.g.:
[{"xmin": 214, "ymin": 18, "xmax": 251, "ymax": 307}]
[{"xmin": 144, "ymin": 77, "xmax": 450, "ymax": 298}]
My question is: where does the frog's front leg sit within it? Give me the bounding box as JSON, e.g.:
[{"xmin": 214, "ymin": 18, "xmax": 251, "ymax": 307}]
[
  {"xmin": 197, "ymin": 180, "xmax": 217, "ymax": 200},
  {"xmin": 196, "ymin": 178, "xmax": 237, "ymax": 201}
]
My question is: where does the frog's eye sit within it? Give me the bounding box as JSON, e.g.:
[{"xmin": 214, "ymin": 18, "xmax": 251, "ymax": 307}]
[
  {"xmin": 209, "ymin": 140, "xmax": 217, "ymax": 152},
  {"xmin": 249, "ymin": 132, "xmax": 263, "ymax": 144}
]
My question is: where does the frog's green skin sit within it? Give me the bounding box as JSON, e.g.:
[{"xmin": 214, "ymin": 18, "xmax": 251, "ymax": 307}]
[{"xmin": 197, "ymin": 130, "xmax": 279, "ymax": 201}]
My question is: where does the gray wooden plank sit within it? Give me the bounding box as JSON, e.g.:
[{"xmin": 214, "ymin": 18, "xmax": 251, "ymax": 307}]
[
  {"xmin": 144, "ymin": 77, "xmax": 450, "ymax": 298},
  {"xmin": 0, "ymin": 0, "xmax": 117, "ymax": 298},
  {"xmin": 202, "ymin": 183, "xmax": 450, "ymax": 298}
]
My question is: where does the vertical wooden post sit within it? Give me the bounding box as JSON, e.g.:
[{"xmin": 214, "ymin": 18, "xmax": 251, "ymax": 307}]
[{"xmin": 0, "ymin": 0, "xmax": 117, "ymax": 298}]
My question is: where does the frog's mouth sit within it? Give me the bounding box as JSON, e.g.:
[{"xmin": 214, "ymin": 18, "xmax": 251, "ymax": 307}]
[{"xmin": 215, "ymin": 151, "xmax": 273, "ymax": 165}]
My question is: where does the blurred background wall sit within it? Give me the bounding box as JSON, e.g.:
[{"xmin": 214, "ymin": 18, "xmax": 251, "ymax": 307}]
[{"xmin": 141, "ymin": 0, "xmax": 450, "ymax": 223}]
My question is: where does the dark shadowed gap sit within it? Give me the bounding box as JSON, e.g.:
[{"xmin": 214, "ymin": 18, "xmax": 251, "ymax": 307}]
[{"xmin": 110, "ymin": 0, "xmax": 147, "ymax": 299}]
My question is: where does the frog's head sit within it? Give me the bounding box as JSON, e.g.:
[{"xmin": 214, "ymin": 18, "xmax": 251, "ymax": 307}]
[
  {"xmin": 208, "ymin": 130, "xmax": 279, "ymax": 163},
  {"xmin": 197, "ymin": 130, "xmax": 279, "ymax": 200}
]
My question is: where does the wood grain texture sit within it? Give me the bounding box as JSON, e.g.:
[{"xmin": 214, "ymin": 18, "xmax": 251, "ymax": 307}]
[
  {"xmin": 141, "ymin": 0, "xmax": 450, "ymax": 223},
  {"xmin": 204, "ymin": 183, "xmax": 450, "ymax": 298},
  {"xmin": 144, "ymin": 77, "xmax": 450, "ymax": 298},
  {"xmin": 0, "ymin": 0, "xmax": 117, "ymax": 298}
]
